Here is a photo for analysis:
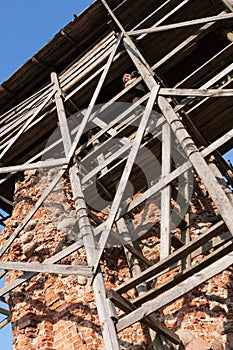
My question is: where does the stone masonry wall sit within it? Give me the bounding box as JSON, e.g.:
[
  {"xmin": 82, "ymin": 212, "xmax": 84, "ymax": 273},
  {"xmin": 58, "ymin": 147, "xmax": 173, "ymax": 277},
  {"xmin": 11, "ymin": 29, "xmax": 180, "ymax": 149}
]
[{"xmin": 0, "ymin": 169, "xmax": 232, "ymax": 349}]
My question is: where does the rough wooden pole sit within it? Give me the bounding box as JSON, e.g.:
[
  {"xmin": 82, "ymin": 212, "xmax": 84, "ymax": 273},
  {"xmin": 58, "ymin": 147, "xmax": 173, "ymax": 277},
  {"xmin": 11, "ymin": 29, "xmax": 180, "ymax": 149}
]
[
  {"xmin": 160, "ymin": 122, "xmax": 172, "ymax": 260},
  {"xmin": 157, "ymin": 95, "xmax": 233, "ymax": 236},
  {"xmin": 117, "ymin": 219, "xmax": 174, "ymax": 348},
  {"xmin": 180, "ymin": 171, "xmax": 191, "ymax": 270},
  {"xmin": 51, "ymin": 71, "xmax": 120, "ymax": 350}
]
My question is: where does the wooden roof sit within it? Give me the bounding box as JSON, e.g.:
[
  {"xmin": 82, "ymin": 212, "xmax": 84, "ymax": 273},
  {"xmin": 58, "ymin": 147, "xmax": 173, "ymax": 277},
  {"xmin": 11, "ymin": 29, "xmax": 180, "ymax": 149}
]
[{"xmin": 0, "ymin": 0, "xmax": 232, "ymax": 212}]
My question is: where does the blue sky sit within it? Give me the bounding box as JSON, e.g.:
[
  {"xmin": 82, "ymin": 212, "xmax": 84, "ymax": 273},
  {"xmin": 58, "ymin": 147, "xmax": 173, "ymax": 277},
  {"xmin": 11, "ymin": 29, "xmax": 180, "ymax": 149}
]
[
  {"xmin": 0, "ymin": 0, "xmax": 93, "ymax": 84},
  {"xmin": 0, "ymin": 1, "xmax": 232, "ymax": 349},
  {"xmin": 0, "ymin": 2, "xmax": 93, "ymax": 348}
]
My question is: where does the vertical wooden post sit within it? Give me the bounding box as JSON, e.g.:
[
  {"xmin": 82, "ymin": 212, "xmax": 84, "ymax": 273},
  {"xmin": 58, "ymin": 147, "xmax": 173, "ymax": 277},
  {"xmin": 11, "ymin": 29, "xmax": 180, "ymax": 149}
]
[
  {"xmin": 158, "ymin": 95, "xmax": 233, "ymax": 236},
  {"xmin": 117, "ymin": 218, "xmax": 159, "ymax": 347},
  {"xmin": 181, "ymin": 171, "xmax": 191, "ymax": 270},
  {"xmin": 51, "ymin": 71, "xmax": 120, "ymax": 350},
  {"xmin": 160, "ymin": 122, "xmax": 172, "ymax": 260}
]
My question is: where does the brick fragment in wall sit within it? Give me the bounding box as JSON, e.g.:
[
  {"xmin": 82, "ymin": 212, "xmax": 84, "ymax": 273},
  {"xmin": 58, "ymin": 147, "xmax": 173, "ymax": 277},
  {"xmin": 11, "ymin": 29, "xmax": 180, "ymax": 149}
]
[{"xmin": 0, "ymin": 173, "xmax": 233, "ymax": 349}]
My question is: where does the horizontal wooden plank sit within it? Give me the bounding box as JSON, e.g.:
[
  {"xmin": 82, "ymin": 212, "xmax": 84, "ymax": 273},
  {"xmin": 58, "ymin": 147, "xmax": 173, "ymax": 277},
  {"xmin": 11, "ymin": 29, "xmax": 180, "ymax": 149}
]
[
  {"xmin": 128, "ymin": 12, "xmax": 233, "ymax": 35},
  {"xmin": 0, "ymin": 158, "xmax": 67, "ymax": 174},
  {"xmin": 159, "ymin": 88, "xmax": 233, "ymax": 97},
  {"xmin": 0, "ymin": 261, "xmax": 93, "ymax": 276}
]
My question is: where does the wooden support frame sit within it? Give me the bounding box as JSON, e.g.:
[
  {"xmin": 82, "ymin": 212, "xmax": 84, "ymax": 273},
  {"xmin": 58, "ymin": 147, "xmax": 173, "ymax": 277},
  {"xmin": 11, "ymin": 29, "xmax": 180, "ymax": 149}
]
[
  {"xmin": 128, "ymin": 12, "xmax": 233, "ymax": 35},
  {"xmin": 117, "ymin": 245, "xmax": 233, "ymax": 332},
  {"xmin": 120, "ymin": 26, "xmax": 233, "ymax": 238},
  {"xmin": 0, "ymin": 1, "xmax": 232, "ymax": 348},
  {"xmin": 93, "ymin": 85, "xmax": 159, "ymax": 272},
  {"xmin": 0, "ymin": 90, "xmax": 55, "ymax": 160},
  {"xmin": 52, "ymin": 60, "xmax": 121, "ymax": 349},
  {"xmin": 134, "ymin": 0, "xmax": 192, "ymax": 41}
]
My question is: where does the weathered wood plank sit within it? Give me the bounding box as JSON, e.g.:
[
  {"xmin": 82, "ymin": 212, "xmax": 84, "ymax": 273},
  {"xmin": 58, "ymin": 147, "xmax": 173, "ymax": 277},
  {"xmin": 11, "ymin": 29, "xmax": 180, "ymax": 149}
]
[
  {"xmin": 121, "ymin": 31, "xmax": 233, "ymax": 240},
  {"xmin": 113, "ymin": 220, "xmax": 225, "ymax": 294},
  {"xmin": 174, "ymin": 42, "xmax": 233, "ymax": 88},
  {"xmin": 117, "ymin": 245, "xmax": 233, "ymax": 332},
  {"xmin": 160, "ymin": 88, "xmax": 233, "ymax": 97},
  {"xmin": 0, "ymin": 90, "xmax": 54, "ymax": 160},
  {"xmin": 0, "ymin": 307, "xmax": 11, "ymax": 316},
  {"xmin": 152, "ymin": 20, "xmax": 217, "ymax": 71},
  {"xmin": 0, "ymin": 158, "xmax": 67, "ymax": 174},
  {"xmin": 0, "ymin": 169, "xmax": 65, "ymax": 258},
  {"xmin": 0, "ymin": 261, "xmax": 93, "ymax": 276},
  {"xmin": 158, "ymin": 95, "xmax": 233, "ymax": 237},
  {"xmin": 54, "ymin": 58, "xmax": 121, "ymax": 350},
  {"xmin": 221, "ymin": 0, "xmax": 233, "ymax": 12},
  {"xmin": 132, "ymin": 237, "xmax": 233, "ymax": 306},
  {"xmin": 0, "ymin": 315, "xmax": 11, "ymax": 330},
  {"xmin": 174, "ymin": 62, "xmax": 233, "ymax": 112},
  {"xmin": 94, "ymin": 86, "xmax": 159, "ymax": 272},
  {"xmin": 135, "ymin": 0, "xmax": 191, "ymax": 41},
  {"xmin": 128, "ymin": 13, "xmax": 233, "ymax": 35},
  {"xmin": 160, "ymin": 123, "xmax": 172, "ymax": 259},
  {"xmin": 67, "ymin": 35, "xmax": 121, "ymax": 163},
  {"xmin": 108, "ymin": 290, "xmax": 180, "ymax": 344}
]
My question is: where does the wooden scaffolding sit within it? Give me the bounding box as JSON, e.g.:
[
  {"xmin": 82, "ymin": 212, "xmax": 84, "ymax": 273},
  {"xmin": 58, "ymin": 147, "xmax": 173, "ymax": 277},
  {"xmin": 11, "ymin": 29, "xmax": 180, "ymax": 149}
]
[{"xmin": 0, "ymin": 0, "xmax": 233, "ymax": 348}]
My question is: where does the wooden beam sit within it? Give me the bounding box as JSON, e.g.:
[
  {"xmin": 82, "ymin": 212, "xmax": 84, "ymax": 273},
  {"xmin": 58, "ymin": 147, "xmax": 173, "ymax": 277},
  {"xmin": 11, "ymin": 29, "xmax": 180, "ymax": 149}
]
[
  {"xmin": 0, "ymin": 307, "xmax": 11, "ymax": 317},
  {"xmin": 0, "ymin": 240, "xmax": 84, "ymax": 297},
  {"xmin": 132, "ymin": 237, "xmax": 233, "ymax": 306},
  {"xmin": 81, "ymin": 113, "xmax": 162, "ymax": 186},
  {"xmin": 113, "ymin": 220, "xmax": 225, "ymax": 294},
  {"xmin": 221, "ymin": 0, "xmax": 233, "ymax": 12},
  {"xmin": 0, "ymin": 83, "xmax": 53, "ymax": 126},
  {"xmin": 116, "ymin": 219, "xmax": 153, "ymax": 267},
  {"xmin": 135, "ymin": 0, "xmax": 191, "ymax": 41},
  {"xmin": 94, "ymin": 86, "xmax": 159, "ymax": 272},
  {"xmin": 121, "ymin": 28, "xmax": 233, "ymax": 240},
  {"xmin": 174, "ymin": 42, "xmax": 233, "ymax": 88},
  {"xmin": 0, "ymin": 261, "xmax": 93, "ymax": 276},
  {"xmin": 158, "ymin": 95, "xmax": 233, "ymax": 236},
  {"xmin": 108, "ymin": 290, "xmax": 180, "ymax": 345},
  {"xmin": 128, "ymin": 13, "xmax": 233, "ymax": 35},
  {"xmin": 118, "ymin": 217, "xmax": 169, "ymax": 348},
  {"xmin": 0, "ymin": 90, "xmax": 54, "ymax": 161},
  {"xmin": 53, "ymin": 65, "xmax": 121, "ymax": 350},
  {"xmin": 174, "ymin": 62, "xmax": 233, "ymax": 112},
  {"xmin": 77, "ymin": 93, "xmax": 152, "ymax": 161},
  {"xmin": 0, "ymin": 220, "xmax": 225, "ymax": 297},
  {"xmin": 159, "ymin": 87, "xmax": 233, "ymax": 97},
  {"xmin": 160, "ymin": 123, "xmax": 172, "ymax": 259},
  {"xmin": 94, "ymin": 123, "xmax": 231, "ymax": 238},
  {"xmin": 0, "ymin": 158, "xmax": 67, "ymax": 174},
  {"xmin": 0, "ymin": 315, "xmax": 11, "ymax": 330},
  {"xmin": 66, "ymin": 35, "xmax": 122, "ymax": 163},
  {"xmin": 0, "ymin": 169, "xmax": 65, "ymax": 258},
  {"xmin": 152, "ymin": 20, "xmax": 218, "ymax": 71},
  {"xmin": 61, "ymin": 33, "xmax": 116, "ymax": 90},
  {"xmin": 117, "ymin": 245, "xmax": 233, "ymax": 332}
]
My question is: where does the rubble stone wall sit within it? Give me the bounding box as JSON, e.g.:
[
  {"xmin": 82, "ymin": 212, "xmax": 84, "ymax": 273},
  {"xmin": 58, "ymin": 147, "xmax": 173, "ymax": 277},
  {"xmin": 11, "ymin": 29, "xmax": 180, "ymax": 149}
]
[{"xmin": 1, "ymin": 171, "xmax": 232, "ymax": 350}]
